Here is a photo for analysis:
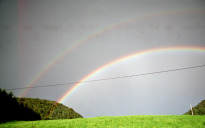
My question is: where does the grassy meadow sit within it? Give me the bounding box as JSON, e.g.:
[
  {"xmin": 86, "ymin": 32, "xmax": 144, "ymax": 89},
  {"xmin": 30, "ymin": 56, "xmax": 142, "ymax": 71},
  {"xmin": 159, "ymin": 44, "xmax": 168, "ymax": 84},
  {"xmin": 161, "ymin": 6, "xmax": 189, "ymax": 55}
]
[{"xmin": 1, "ymin": 115, "xmax": 205, "ymax": 128}]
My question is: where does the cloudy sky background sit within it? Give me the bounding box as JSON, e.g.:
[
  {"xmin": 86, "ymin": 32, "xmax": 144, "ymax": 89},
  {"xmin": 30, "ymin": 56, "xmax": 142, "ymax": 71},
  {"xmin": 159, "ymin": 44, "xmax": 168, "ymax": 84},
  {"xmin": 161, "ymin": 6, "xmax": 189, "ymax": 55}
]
[{"xmin": 0, "ymin": 0, "xmax": 205, "ymax": 117}]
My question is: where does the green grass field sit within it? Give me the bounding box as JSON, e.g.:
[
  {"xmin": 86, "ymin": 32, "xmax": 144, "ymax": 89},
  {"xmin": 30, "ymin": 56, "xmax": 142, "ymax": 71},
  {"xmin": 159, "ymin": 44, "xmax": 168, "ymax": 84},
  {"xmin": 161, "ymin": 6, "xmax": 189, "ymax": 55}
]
[{"xmin": 1, "ymin": 115, "xmax": 205, "ymax": 128}]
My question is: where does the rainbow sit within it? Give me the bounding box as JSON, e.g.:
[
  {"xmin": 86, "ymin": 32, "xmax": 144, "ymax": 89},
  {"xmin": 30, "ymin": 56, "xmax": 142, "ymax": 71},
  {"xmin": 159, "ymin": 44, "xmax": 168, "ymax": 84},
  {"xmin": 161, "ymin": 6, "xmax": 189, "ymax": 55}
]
[
  {"xmin": 19, "ymin": 6, "xmax": 204, "ymax": 97},
  {"xmin": 58, "ymin": 46, "xmax": 205, "ymax": 103}
]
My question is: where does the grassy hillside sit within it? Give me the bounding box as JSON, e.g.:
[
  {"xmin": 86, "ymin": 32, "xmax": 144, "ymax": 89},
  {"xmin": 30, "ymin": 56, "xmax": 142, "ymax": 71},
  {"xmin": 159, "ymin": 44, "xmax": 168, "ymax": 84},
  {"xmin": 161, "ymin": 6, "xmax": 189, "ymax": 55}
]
[
  {"xmin": 184, "ymin": 100, "xmax": 205, "ymax": 115},
  {"xmin": 17, "ymin": 98, "xmax": 83, "ymax": 120},
  {"xmin": 1, "ymin": 115, "xmax": 205, "ymax": 128}
]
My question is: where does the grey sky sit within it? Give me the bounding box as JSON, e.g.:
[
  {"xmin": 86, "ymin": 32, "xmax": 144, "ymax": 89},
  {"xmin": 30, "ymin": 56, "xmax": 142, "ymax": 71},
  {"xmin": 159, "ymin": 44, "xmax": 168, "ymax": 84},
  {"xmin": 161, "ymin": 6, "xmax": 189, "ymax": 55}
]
[{"xmin": 0, "ymin": 0, "xmax": 205, "ymax": 117}]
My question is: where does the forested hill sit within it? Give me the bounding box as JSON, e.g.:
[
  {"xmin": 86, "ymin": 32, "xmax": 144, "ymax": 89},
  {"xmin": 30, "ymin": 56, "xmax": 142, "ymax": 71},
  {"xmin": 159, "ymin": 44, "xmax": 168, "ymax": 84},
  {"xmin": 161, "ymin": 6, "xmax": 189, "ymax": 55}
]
[
  {"xmin": 0, "ymin": 88, "xmax": 82, "ymax": 122},
  {"xmin": 17, "ymin": 98, "xmax": 83, "ymax": 120},
  {"xmin": 184, "ymin": 100, "xmax": 205, "ymax": 115},
  {"xmin": 0, "ymin": 89, "xmax": 41, "ymax": 122}
]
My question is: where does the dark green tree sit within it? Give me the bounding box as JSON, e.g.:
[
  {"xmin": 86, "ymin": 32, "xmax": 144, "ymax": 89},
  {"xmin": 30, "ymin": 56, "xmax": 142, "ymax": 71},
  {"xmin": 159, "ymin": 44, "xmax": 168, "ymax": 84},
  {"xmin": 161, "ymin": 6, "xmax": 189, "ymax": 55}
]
[{"xmin": 0, "ymin": 88, "xmax": 41, "ymax": 123}]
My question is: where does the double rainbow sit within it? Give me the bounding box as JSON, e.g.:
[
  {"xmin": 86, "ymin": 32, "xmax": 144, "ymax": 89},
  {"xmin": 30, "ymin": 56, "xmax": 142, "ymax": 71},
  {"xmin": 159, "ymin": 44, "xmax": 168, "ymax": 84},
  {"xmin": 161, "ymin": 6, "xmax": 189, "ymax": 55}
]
[{"xmin": 19, "ymin": 7, "xmax": 204, "ymax": 97}]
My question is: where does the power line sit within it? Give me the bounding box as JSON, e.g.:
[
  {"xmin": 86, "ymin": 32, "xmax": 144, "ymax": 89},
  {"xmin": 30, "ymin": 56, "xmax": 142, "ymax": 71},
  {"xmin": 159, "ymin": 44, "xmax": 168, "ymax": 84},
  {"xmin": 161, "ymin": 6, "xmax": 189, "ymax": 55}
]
[{"xmin": 5, "ymin": 64, "xmax": 205, "ymax": 91}]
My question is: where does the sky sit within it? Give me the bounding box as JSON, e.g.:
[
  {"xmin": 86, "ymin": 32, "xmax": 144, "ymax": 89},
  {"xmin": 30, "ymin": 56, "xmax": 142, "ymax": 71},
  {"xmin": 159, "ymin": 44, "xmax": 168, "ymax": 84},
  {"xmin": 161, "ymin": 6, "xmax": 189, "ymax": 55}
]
[{"xmin": 0, "ymin": 0, "xmax": 205, "ymax": 118}]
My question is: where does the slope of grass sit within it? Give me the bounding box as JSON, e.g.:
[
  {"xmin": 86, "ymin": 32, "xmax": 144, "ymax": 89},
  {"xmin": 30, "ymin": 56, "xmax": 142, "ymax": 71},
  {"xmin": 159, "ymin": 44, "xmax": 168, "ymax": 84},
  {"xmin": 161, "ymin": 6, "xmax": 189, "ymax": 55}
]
[{"xmin": 1, "ymin": 115, "xmax": 205, "ymax": 128}]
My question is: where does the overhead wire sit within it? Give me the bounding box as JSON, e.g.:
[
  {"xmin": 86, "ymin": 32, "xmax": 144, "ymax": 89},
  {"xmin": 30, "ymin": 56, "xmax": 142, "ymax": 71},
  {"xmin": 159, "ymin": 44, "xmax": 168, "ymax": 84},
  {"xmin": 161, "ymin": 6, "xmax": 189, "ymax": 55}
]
[{"xmin": 5, "ymin": 64, "xmax": 205, "ymax": 91}]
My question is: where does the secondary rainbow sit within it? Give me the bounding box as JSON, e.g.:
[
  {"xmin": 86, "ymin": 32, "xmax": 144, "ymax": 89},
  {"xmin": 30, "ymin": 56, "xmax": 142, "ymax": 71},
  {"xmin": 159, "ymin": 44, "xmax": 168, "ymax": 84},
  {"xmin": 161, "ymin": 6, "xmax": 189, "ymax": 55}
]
[{"xmin": 57, "ymin": 46, "xmax": 205, "ymax": 103}]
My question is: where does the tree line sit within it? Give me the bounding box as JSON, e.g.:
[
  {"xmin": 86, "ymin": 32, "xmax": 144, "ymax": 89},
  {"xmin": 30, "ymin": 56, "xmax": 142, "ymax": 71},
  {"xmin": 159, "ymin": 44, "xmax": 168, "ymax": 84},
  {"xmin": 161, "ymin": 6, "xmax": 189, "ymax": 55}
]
[
  {"xmin": 0, "ymin": 88, "xmax": 82, "ymax": 123},
  {"xmin": 0, "ymin": 88, "xmax": 41, "ymax": 122}
]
